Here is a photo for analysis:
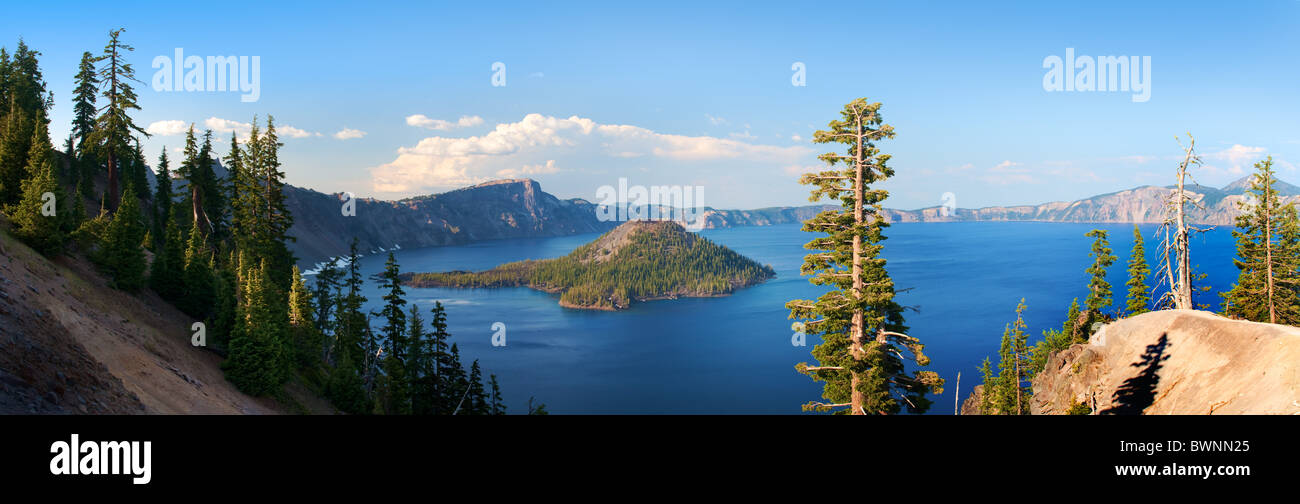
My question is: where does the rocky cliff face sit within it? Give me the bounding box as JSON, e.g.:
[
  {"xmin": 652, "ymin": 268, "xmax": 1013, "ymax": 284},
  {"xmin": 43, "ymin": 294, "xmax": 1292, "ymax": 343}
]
[
  {"xmin": 883, "ymin": 176, "xmax": 1300, "ymax": 225},
  {"xmin": 1031, "ymin": 310, "xmax": 1300, "ymax": 415},
  {"xmin": 285, "ymin": 179, "xmax": 616, "ymax": 267}
]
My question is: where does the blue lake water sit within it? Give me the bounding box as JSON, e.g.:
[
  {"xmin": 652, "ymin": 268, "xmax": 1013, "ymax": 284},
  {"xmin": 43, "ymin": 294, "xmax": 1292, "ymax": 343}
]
[{"xmin": 344, "ymin": 222, "xmax": 1241, "ymax": 414}]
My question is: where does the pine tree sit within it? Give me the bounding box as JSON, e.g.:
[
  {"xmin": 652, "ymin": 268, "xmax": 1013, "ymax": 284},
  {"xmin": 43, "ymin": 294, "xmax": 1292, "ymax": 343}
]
[
  {"xmin": 180, "ymin": 226, "xmax": 215, "ymax": 317},
  {"xmin": 327, "ymin": 351, "xmax": 368, "ymax": 414},
  {"xmin": 8, "ymin": 114, "xmax": 64, "ymax": 255},
  {"xmin": 1081, "ymin": 229, "xmax": 1117, "ymax": 341},
  {"xmin": 1126, "ymin": 225, "xmax": 1151, "ymax": 316},
  {"xmin": 467, "ymin": 360, "xmax": 488, "ymax": 415},
  {"xmin": 70, "ymin": 51, "xmax": 98, "ymax": 154},
  {"xmin": 85, "ymin": 29, "xmax": 147, "ymax": 211},
  {"xmin": 489, "ymin": 374, "xmax": 505, "ymax": 415},
  {"xmin": 312, "ymin": 258, "xmax": 341, "ymax": 340},
  {"xmin": 406, "ymin": 304, "xmax": 432, "ymax": 415},
  {"xmin": 210, "ymin": 265, "xmax": 238, "ymax": 352},
  {"xmin": 993, "ymin": 299, "xmax": 1031, "ymax": 415},
  {"xmin": 152, "ymin": 149, "xmax": 173, "ymax": 245},
  {"xmin": 786, "ymin": 98, "xmax": 941, "ymax": 414},
  {"xmin": 223, "ymin": 260, "xmax": 287, "ymax": 396},
  {"xmin": 99, "ymin": 185, "xmax": 147, "ymax": 290},
  {"xmin": 1221, "ymin": 157, "xmax": 1300, "ymax": 324},
  {"xmin": 288, "ymin": 266, "xmax": 323, "ymax": 369},
  {"xmin": 430, "ymin": 301, "xmax": 454, "ymax": 413},
  {"xmin": 150, "ymin": 218, "xmax": 186, "ymax": 299},
  {"xmin": 373, "ymin": 252, "xmax": 410, "ymax": 414},
  {"xmin": 977, "ymin": 357, "xmax": 996, "ymax": 415},
  {"xmin": 0, "ymin": 105, "xmax": 31, "ymax": 204},
  {"xmin": 6, "ymin": 39, "xmax": 51, "ymax": 117}
]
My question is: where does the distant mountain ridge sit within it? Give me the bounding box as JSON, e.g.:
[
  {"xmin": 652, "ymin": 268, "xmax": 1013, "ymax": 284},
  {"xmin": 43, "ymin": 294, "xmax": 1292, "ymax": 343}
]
[
  {"xmin": 280, "ymin": 175, "xmax": 1292, "ymax": 267},
  {"xmin": 874, "ymin": 175, "xmax": 1299, "ymax": 226}
]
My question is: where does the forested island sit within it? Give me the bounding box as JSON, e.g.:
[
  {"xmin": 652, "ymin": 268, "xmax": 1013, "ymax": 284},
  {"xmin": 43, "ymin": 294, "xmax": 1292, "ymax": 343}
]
[{"xmin": 402, "ymin": 220, "xmax": 775, "ymax": 310}]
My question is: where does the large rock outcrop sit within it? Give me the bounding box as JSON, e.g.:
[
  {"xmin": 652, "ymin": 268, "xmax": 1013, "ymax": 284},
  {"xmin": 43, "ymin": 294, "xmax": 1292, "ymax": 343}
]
[{"xmin": 1031, "ymin": 310, "xmax": 1300, "ymax": 415}]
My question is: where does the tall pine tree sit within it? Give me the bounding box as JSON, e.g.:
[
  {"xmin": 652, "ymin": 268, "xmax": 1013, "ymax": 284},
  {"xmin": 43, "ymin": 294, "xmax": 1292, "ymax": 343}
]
[{"xmin": 786, "ymin": 98, "xmax": 941, "ymax": 414}]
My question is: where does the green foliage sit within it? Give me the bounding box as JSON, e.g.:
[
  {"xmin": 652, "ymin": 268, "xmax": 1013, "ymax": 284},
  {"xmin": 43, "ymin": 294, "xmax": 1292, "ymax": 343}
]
[
  {"xmin": 1066, "ymin": 402, "xmax": 1091, "ymax": 415},
  {"xmin": 7, "ymin": 115, "xmax": 64, "ymax": 255},
  {"xmin": 408, "ymin": 221, "xmax": 774, "ymax": 310},
  {"xmin": 1221, "ymin": 157, "xmax": 1300, "ymax": 325},
  {"xmin": 149, "ymin": 219, "xmax": 185, "ymax": 300},
  {"xmin": 85, "ymin": 28, "xmax": 148, "ymax": 210},
  {"xmin": 97, "ymin": 185, "xmax": 147, "ymax": 291},
  {"xmin": 783, "ymin": 98, "xmax": 941, "ymax": 415},
  {"xmin": 223, "ymin": 260, "xmax": 289, "ymax": 396},
  {"xmin": 179, "ymin": 227, "xmax": 214, "ymax": 317},
  {"xmin": 1084, "ymin": 229, "xmax": 1117, "ymax": 314},
  {"xmin": 980, "ymin": 298, "xmax": 1032, "ymax": 415},
  {"xmin": 1125, "ymin": 225, "xmax": 1151, "ymax": 316}
]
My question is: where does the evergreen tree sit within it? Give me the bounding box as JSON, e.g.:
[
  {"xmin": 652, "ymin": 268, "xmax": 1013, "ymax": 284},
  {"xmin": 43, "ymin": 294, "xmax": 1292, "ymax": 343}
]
[
  {"xmin": 332, "ymin": 239, "xmax": 368, "ymax": 374},
  {"xmin": 327, "ymin": 351, "xmax": 368, "ymax": 415},
  {"xmin": 312, "ymin": 258, "xmax": 341, "ymax": 339},
  {"xmin": 429, "ymin": 301, "xmax": 454, "ymax": 414},
  {"xmin": 785, "ymin": 98, "xmax": 941, "ymax": 414},
  {"xmin": 488, "ymin": 374, "xmax": 505, "ymax": 415},
  {"xmin": 8, "ymin": 114, "xmax": 64, "ymax": 255},
  {"xmin": 209, "ymin": 265, "xmax": 238, "ymax": 352},
  {"xmin": 149, "ymin": 218, "xmax": 186, "ymax": 299},
  {"xmin": 223, "ymin": 260, "xmax": 287, "ymax": 396},
  {"xmin": 99, "ymin": 185, "xmax": 147, "ymax": 290},
  {"xmin": 6, "ymin": 39, "xmax": 51, "ymax": 117},
  {"xmin": 152, "ymin": 149, "xmax": 173, "ymax": 246},
  {"xmin": 993, "ymin": 299, "xmax": 1031, "ymax": 415},
  {"xmin": 1222, "ymin": 157, "xmax": 1300, "ymax": 324},
  {"xmin": 1081, "ymin": 229, "xmax": 1117, "ymax": 341},
  {"xmin": 467, "ymin": 360, "xmax": 488, "ymax": 415},
  {"xmin": 180, "ymin": 226, "xmax": 215, "ymax": 317},
  {"xmin": 70, "ymin": 51, "xmax": 98, "ymax": 154},
  {"xmin": 288, "ymin": 266, "xmax": 323, "ymax": 369},
  {"xmin": 406, "ymin": 305, "xmax": 432, "ymax": 415},
  {"xmin": 373, "ymin": 252, "xmax": 410, "ymax": 414},
  {"xmin": 85, "ymin": 29, "xmax": 147, "ymax": 211},
  {"xmin": 0, "ymin": 105, "xmax": 31, "ymax": 204},
  {"xmin": 1125, "ymin": 225, "xmax": 1151, "ymax": 316}
]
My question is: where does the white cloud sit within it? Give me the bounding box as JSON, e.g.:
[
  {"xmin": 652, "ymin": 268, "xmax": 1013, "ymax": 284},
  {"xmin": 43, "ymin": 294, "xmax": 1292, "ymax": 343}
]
[
  {"xmin": 371, "ymin": 113, "xmax": 811, "ymax": 193},
  {"xmin": 405, "ymin": 114, "xmax": 485, "ymax": 131},
  {"xmin": 983, "ymin": 160, "xmax": 1035, "ymax": 185},
  {"xmin": 1203, "ymin": 144, "xmax": 1268, "ymax": 175},
  {"xmin": 497, "ymin": 159, "xmax": 561, "ymax": 179},
  {"xmin": 204, "ymin": 117, "xmax": 253, "ymax": 137},
  {"xmin": 334, "ymin": 128, "xmax": 366, "ymax": 140},
  {"xmin": 145, "ymin": 120, "xmax": 189, "ymax": 136},
  {"xmin": 278, "ymin": 124, "xmax": 320, "ymax": 139},
  {"xmin": 706, "ymin": 114, "xmax": 727, "ymax": 126},
  {"xmin": 782, "ymin": 164, "xmax": 821, "ymax": 175},
  {"xmin": 791, "ymin": 134, "xmax": 802, "ymax": 142},
  {"xmin": 729, "ymin": 131, "xmax": 757, "ymax": 141}
]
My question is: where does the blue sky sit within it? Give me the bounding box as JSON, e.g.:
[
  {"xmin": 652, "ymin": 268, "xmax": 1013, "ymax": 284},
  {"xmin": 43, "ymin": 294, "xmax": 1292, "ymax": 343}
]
[{"xmin": 4, "ymin": 1, "xmax": 1298, "ymax": 209}]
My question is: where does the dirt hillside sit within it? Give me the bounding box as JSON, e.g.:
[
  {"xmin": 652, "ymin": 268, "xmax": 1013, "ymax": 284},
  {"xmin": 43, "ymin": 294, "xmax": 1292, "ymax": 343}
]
[
  {"xmin": 1031, "ymin": 309, "xmax": 1300, "ymax": 415},
  {"xmin": 0, "ymin": 226, "xmax": 326, "ymax": 414}
]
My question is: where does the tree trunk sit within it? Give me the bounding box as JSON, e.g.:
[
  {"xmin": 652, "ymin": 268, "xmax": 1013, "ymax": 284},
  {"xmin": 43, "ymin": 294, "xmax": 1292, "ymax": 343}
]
[
  {"xmin": 849, "ymin": 111, "xmax": 866, "ymax": 415},
  {"xmin": 106, "ymin": 151, "xmax": 119, "ymax": 211}
]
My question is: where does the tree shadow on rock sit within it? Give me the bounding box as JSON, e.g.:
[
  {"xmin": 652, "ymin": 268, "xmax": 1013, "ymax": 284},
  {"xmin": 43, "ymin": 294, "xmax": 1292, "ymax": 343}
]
[{"xmin": 1101, "ymin": 333, "xmax": 1169, "ymax": 415}]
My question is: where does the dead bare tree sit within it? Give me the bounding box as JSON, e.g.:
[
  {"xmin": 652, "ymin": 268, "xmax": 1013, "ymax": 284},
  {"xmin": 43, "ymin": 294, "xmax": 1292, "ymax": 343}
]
[{"xmin": 1155, "ymin": 133, "xmax": 1210, "ymax": 310}]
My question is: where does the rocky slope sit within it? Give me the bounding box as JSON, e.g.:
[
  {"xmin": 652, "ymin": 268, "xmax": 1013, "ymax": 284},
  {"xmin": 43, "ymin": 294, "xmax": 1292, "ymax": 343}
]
[
  {"xmin": 881, "ymin": 176, "xmax": 1299, "ymax": 225},
  {"xmin": 285, "ymin": 179, "xmax": 615, "ymax": 268},
  {"xmin": 0, "ymin": 222, "xmax": 327, "ymax": 414},
  {"xmin": 1030, "ymin": 310, "xmax": 1300, "ymax": 415}
]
